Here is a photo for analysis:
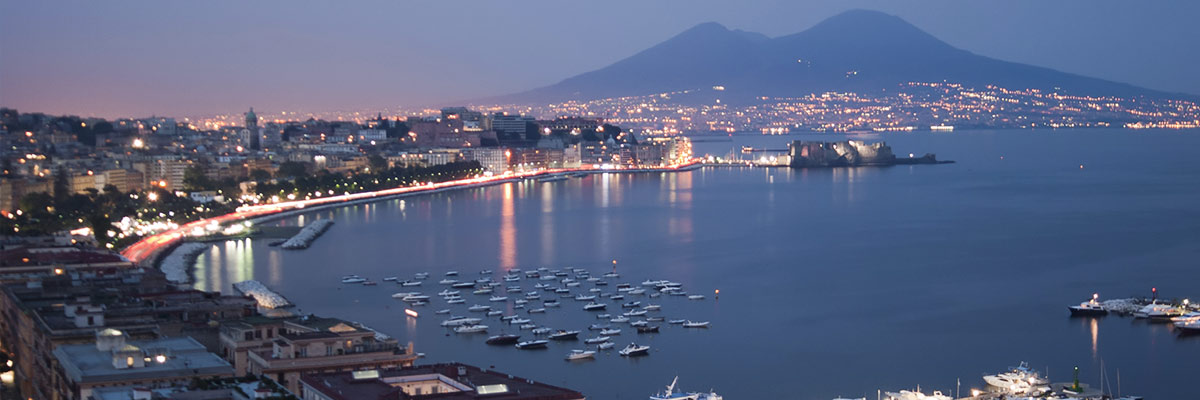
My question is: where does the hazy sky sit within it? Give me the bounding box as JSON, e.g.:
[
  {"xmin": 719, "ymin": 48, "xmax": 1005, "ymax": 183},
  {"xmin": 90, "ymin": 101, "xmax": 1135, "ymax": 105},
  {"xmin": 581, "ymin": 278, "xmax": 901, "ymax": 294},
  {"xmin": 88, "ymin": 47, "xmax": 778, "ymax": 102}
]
[{"xmin": 2, "ymin": 0, "xmax": 1198, "ymax": 118}]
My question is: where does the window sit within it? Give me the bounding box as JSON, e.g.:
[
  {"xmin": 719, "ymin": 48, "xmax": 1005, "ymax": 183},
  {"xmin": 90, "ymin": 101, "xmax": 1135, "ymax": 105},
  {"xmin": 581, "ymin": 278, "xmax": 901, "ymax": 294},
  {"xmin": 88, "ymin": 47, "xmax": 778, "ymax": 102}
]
[
  {"xmin": 87, "ymin": 316, "xmax": 94, "ymax": 326},
  {"xmin": 244, "ymin": 331, "xmax": 253, "ymax": 341},
  {"xmin": 267, "ymin": 328, "xmax": 274, "ymax": 338},
  {"xmin": 126, "ymin": 357, "xmax": 134, "ymax": 367},
  {"xmin": 254, "ymin": 330, "xmax": 262, "ymax": 339}
]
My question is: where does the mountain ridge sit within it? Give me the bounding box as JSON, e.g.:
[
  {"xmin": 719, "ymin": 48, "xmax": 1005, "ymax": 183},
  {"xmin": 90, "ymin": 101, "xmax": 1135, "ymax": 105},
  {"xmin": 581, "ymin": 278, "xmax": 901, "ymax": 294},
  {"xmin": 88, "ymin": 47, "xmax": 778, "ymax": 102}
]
[{"xmin": 483, "ymin": 9, "xmax": 1191, "ymax": 105}]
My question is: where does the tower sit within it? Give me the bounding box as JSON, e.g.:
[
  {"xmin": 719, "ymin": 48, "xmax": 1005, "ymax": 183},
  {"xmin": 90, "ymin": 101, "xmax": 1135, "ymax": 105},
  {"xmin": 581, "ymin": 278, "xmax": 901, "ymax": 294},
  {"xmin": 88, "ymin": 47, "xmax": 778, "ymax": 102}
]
[{"xmin": 243, "ymin": 107, "xmax": 260, "ymax": 150}]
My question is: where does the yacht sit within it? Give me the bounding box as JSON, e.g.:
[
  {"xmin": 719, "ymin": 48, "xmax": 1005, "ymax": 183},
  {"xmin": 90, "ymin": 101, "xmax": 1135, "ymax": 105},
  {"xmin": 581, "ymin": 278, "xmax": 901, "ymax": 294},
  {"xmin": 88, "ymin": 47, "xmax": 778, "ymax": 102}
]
[
  {"xmin": 619, "ymin": 343, "xmax": 650, "ymax": 356},
  {"xmin": 983, "ymin": 362, "xmax": 1049, "ymax": 392},
  {"xmin": 1170, "ymin": 311, "xmax": 1200, "ymax": 323},
  {"xmin": 584, "ymin": 302, "xmax": 607, "ymax": 311},
  {"xmin": 341, "ymin": 277, "xmax": 366, "ymax": 284},
  {"xmin": 440, "ymin": 317, "xmax": 482, "ymax": 327},
  {"xmin": 682, "ymin": 321, "xmax": 709, "ymax": 328},
  {"xmin": 1134, "ymin": 301, "xmax": 1186, "ymax": 320},
  {"xmin": 549, "ymin": 330, "xmax": 580, "ymax": 340},
  {"xmin": 515, "ymin": 340, "xmax": 549, "ymax": 349},
  {"xmin": 883, "ymin": 391, "xmax": 952, "ymax": 400},
  {"xmin": 1067, "ymin": 293, "xmax": 1108, "ymax": 316},
  {"xmin": 650, "ymin": 377, "xmax": 723, "ymax": 400},
  {"xmin": 486, "ymin": 334, "xmax": 520, "ymax": 345},
  {"xmin": 1174, "ymin": 318, "xmax": 1200, "ymax": 334},
  {"xmin": 565, "ymin": 349, "xmax": 596, "ymax": 361},
  {"xmin": 454, "ymin": 324, "xmax": 488, "ymax": 334}
]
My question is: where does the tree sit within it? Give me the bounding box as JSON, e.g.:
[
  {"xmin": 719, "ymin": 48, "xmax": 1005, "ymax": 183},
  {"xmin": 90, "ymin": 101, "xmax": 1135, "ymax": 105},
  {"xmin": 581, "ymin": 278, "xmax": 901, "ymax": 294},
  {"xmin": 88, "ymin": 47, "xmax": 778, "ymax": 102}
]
[
  {"xmin": 249, "ymin": 169, "xmax": 272, "ymax": 182},
  {"xmin": 276, "ymin": 161, "xmax": 308, "ymax": 178},
  {"xmin": 53, "ymin": 168, "xmax": 71, "ymax": 204},
  {"xmin": 368, "ymin": 155, "xmax": 387, "ymax": 170},
  {"xmin": 183, "ymin": 165, "xmax": 213, "ymax": 191}
]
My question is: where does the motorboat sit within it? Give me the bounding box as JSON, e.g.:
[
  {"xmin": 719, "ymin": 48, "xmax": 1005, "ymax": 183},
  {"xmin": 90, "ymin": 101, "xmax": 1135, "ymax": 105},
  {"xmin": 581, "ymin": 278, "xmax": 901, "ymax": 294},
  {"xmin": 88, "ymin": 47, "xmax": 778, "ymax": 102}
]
[
  {"xmin": 625, "ymin": 309, "xmax": 648, "ymax": 317},
  {"xmin": 565, "ymin": 349, "xmax": 596, "ymax": 361},
  {"xmin": 584, "ymin": 302, "xmax": 607, "ymax": 311},
  {"xmin": 628, "ymin": 288, "xmax": 646, "ymax": 295},
  {"xmin": 532, "ymin": 327, "xmax": 553, "ymax": 335},
  {"xmin": 1174, "ymin": 318, "xmax": 1200, "ymax": 334},
  {"xmin": 454, "ymin": 324, "xmax": 488, "ymax": 334},
  {"xmin": 1170, "ymin": 311, "xmax": 1200, "ymax": 323},
  {"xmin": 598, "ymin": 342, "xmax": 615, "ymax": 350},
  {"xmin": 480, "ymin": 270, "xmax": 493, "ymax": 275},
  {"xmin": 489, "ymin": 296, "xmax": 508, "ymax": 302},
  {"xmin": 650, "ymin": 377, "xmax": 723, "ymax": 400},
  {"xmin": 668, "ymin": 319, "xmax": 686, "ymax": 324},
  {"xmin": 610, "ymin": 316, "xmax": 630, "ymax": 323},
  {"xmin": 438, "ymin": 279, "xmax": 458, "ymax": 285},
  {"xmin": 619, "ymin": 343, "xmax": 650, "ymax": 356},
  {"xmin": 646, "ymin": 317, "xmax": 665, "ymax": 322},
  {"xmin": 682, "ymin": 321, "xmax": 709, "ymax": 328},
  {"xmin": 1067, "ymin": 293, "xmax": 1108, "ymax": 316},
  {"xmin": 589, "ymin": 323, "xmax": 610, "ymax": 330},
  {"xmin": 622, "ymin": 301, "xmax": 641, "ymax": 308},
  {"xmin": 544, "ymin": 300, "xmax": 561, "ymax": 307},
  {"xmin": 600, "ymin": 328, "xmax": 621, "ymax": 336},
  {"xmin": 467, "ymin": 304, "xmax": 491, "ymax": 312},
  {"xmin": 528, "ymin": 308, "xmax": 546, "ymax": 314},
  {"xmin": 637, "ymin": 325, "xmax": 660, "ymax": 333},
  {"xmin": 644, "ymin": 304, "xmax": 661, "ymax": 311},
  {"xmin": 515, "ymin": 340, "xmax": 548, "ymax": 349},
  {"xmin": 506, "ymin": 286, "xmax": 522, "ymax": 293},
  {"xmin": 629, "ymin": 320, "xmax": 649, "ymax": 327},
  {"xmin": 585, "ymin": 336, "xmax": 611, "ymax": 344},
  {"xmin": 414, "ymin": 272, "xmax": 430, "ymax": 279},
  {"xmin": 576, "ymin": 294, "xmax": 597, "ymax": 301},
  {"xmin": 401, "ymin": 295, "xmax": 430, "ymax": 302},
  {"xmin": 595, "ymin": 280, "xmax": 609, "ymax": 286},
  {"xmin": 486, "ymin": 334, "xmax": 520, "ymax": 345},
  {"xmin": 610, "ymin": 294, "xmax": 625, "ymax": 301},
  {"xmin": 603, "ymin": 272, "xmax": 620, "ymax": 278},
  {"xmin": 440, "ymin": 317, "xmax": 482, "ymax": 327},
  {"xmin": 435, "ymin": 309, "xmax": 450, "ymax": 314},
  {"xmin": 451, "ymin": 282, "xmax": 476, "ymax": 289},
  {"xmin": 519, "ymin": 323, "xmax": 537, "ymax": 330},
  {"xmin": 642, "ymin": 279, "xmax": 665, "ymax": 287},
  {"xmin": 487, "ymin": 310, "xmax": 503, "ymax": 316},
  {"xmin": 447, "ymin": 298, "xmax": 465, "ymax": 304},
  {"xmin": 514, "ymin": 299, "xmax": 528, "ymax": 305},
  {"xmin": 596, "ymin": 313, "xmax": 611, "ymax": 319},
  {"xmin": 509, "ymin": 318, "xmax": 531, "ymax": 324},
  {"xmin": 341, "ymin": 277, "xmax": 366, "ymax": 284},
  {"xmin": 549, "ymin": 330, "xmax": 580, "ymax": 340},
  {"xmin": 473, "ymin": 288, "xmax": 494, "ymax": 295},
  {"xmin": 438, "ymin": 289, "xmax": 460, "ymax": 296},
  {"xmin": 362, "ymin": 281, "xmax": 378, "ymax": 286},
  {"xmin": 391, "ymin": 292, "xmax": 420, "ymax": 299},
  {"xmin": 687, "ymin": 295, "xmax": 705, "ymax": 300},
  {"xmin": 383, "ymin": 276, "xmax": 398, "ymax": 282},
  {"xmin": 400, "ymin": 280, "xmax": 422, "ymax": 287}
]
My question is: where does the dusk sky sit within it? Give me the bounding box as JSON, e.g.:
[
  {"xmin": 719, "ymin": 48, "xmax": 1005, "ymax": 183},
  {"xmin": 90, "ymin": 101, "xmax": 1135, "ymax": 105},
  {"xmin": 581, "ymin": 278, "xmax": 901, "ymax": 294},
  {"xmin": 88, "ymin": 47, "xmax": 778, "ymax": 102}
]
[{"xmin": 2, "ymin": 0, "xmax": 1197, "ymax": 119}]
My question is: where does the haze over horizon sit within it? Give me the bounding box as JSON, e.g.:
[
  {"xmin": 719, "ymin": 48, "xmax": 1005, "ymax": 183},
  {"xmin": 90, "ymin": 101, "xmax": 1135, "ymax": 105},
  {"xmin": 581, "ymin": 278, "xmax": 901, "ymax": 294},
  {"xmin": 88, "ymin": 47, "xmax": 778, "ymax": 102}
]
[{"xmin": 2, "ymin": 0, "xmax": 1198, "ymax": 118}]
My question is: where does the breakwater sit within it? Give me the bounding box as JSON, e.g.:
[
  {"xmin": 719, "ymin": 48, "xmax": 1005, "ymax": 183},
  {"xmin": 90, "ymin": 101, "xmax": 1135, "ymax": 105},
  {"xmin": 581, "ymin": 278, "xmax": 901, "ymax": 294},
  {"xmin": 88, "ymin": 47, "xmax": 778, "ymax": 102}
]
[{"xmin": 280, "ymin": 220, "xmax": 334, "ymax": 249}]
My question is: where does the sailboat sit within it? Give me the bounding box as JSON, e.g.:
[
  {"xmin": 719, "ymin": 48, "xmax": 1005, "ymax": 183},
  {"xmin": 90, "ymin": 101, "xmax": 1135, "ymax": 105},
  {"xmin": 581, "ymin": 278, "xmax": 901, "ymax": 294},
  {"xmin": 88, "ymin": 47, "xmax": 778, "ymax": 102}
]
[{"xmin": 649, "ymin": 376, "xmax": 722, "ymax": 400}]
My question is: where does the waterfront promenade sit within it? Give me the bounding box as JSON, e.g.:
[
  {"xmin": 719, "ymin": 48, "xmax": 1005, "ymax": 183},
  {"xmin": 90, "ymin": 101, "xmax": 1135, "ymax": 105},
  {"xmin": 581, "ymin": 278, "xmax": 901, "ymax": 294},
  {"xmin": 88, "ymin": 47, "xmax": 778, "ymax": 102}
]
[{"xmin": 121, "ymin": 162, "xmax": 700, "ymax": 265}]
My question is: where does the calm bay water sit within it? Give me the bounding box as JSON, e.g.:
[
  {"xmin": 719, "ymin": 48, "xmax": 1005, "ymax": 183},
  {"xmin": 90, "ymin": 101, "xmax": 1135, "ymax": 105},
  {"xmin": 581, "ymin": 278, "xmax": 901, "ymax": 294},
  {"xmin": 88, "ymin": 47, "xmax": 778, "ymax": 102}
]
[{"xmin": 192, "ymin": 129, "xmax": 1200, "ymax": 399}]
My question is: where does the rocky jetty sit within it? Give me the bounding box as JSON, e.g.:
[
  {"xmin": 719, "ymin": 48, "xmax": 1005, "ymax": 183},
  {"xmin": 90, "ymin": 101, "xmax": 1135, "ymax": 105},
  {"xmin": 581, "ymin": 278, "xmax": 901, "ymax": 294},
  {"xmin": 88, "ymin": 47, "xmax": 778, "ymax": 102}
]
[
  {"xmin": 280, "ymin": 220, "xmax": 334, "ymax": 250},
  {"xmin": 233, "ymin": 280, "xmax": 292, "ymax": 309},
  {"xmin": 788, "ymin": 140, "xmax": 948, "ymax": 168}
]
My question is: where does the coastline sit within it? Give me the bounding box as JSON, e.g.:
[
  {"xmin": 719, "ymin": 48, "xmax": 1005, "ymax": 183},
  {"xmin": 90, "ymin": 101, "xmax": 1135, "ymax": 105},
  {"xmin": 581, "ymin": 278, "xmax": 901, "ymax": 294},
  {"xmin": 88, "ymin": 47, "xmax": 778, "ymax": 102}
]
[{"xmin": 143, "ymin": 163, "xmax": 701, "ymax": 286}]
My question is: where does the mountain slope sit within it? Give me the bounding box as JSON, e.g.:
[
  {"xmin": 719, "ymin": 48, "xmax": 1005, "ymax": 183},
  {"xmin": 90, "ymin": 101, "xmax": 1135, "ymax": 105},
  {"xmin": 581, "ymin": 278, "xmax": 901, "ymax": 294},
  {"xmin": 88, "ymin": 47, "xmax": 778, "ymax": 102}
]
[{"xmin": 493, "ymin": 10, "xmax": 1182, "ymax": 105}]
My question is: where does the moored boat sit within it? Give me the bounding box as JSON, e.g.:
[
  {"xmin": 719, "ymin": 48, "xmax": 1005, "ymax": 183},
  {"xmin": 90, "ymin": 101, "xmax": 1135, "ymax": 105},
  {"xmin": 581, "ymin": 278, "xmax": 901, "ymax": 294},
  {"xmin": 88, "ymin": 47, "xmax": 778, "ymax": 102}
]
[
  {"xmin": 565, "ymin": 349, "xmax": 596, "ymax": 361},
  {"xmin": 1067, "ymin": 293, "xmax": 1108, "ymax": 316},
  {"xmin": 515, "ymin": 340, "xmax": 549, "ymax": 349},
  {"xmin": 619, "ymin": 343, "xmax": 650, "ymax": 356},
  {"xmin": 486, "ymin": 334, "xmax": 520, "ymax": 345}
]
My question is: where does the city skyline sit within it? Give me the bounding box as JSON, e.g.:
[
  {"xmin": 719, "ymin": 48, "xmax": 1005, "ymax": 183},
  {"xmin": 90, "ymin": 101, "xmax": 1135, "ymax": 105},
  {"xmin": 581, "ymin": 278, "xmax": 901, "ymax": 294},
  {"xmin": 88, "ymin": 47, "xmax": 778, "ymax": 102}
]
[{"xmin": 2, "ymin": 0, "xmax": 1199, "ymax": 118}]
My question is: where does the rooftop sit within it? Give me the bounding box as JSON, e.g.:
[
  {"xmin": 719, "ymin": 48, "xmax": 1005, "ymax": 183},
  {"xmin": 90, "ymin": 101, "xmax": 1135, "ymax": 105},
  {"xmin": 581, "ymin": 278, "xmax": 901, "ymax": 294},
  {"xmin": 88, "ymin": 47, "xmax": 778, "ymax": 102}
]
[
  {"xmin": 300, "ymin": 363, "xmax": 584, "ymax": 400},
  {"xmin": 53, "ymin": 336, "xmax": 233, "ymax": 384}
]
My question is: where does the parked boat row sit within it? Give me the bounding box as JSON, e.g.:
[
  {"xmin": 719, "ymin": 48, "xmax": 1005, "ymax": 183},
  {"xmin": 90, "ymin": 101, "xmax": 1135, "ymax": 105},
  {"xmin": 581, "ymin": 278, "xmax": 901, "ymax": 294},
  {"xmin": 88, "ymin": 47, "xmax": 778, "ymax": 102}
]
[{"xmin": 1067, "ymin": 292, "xmax": 1197, "ymax": 335}]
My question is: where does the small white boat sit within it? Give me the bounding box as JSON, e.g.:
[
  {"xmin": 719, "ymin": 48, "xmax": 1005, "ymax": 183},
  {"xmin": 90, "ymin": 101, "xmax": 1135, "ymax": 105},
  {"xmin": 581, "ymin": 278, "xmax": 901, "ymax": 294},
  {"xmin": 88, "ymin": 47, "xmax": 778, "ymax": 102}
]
[
  {"xmin": 596, "ymin": 313, "xmax": 611, "ymax": 319},
  {"xmin": 400, "ymin": 280, "xmax": 422, "ymax": 287},
  {"xmin": 533, "ymin": 327, "xmax": 553, "ymax": 335},
  {"xmin": 629, "ymin": 320, "xmax": 648, "ymax": 327},
  {"xmin": 519, "ymin": 323, "xmax": 537, "ymax": 330},
  {"xmin": 468, "ymin": 304, "xmax": 491, "ymax": 312},
  {"xmin": 565, "ymin": 349, "xmax": 596, "ymax": 361},
  {"xmin": 383, "ymin": 276, "xmax": 398, "ymax": 282},
  {"xmin": 585, "ymin": 336, "xmax": 611, "ymax": 344},
  {"xmin": 341, "ymin": 277, "xmax": 366, "ymax": 284},
  {"xmin": 628, "ymin": 288, "xmax": 646, "ymax": 295},
  {"xmin": 603, "ymin": 272, "xmax": 620, "ymax": 278},
  {"xmin": 438, "ymin": 279, "xmax": 458, "ymax": 285},
  {"xmin": 668, "ymin": 319, "xmax": 686, "ymax": 324},
  {"xmin": 515, "ymin": 339, "xmax": 548, "ymax": 349},
  {"xmin": 642, "ymin": 279, "xmax": 664, "ymax": 286},
  {"xmin": 510, "ymin": 317, "xmax": 531, "ymax": 324},
  {"xmin": 489, "ymin": 296, "xmax": 508, "ymax": 302},
  {"xmin": 598, "ymin": 341, "xmax": 615, "ymax": 350},
  {"xmin": 447, "ymin": 298, "xmax": 465, "ymax": 304},
  {"xmin": 544, "ymin": 300, "xmax": 561, "ymax": 307},
  {"xmin": 589, "ymin": 323, "xmax": 610, "ymax": 330},
  {"xmin": 600, "ymin": 328, "xmax": 621, "ymax": 336},
  {"xmin": 414, "ymin": 272, "xmax": 430, "ymax": 279},
  {"xmin": 402, "ymin": 295, "xmax": 430, "ymax": 302},
  {"xmin": 644, "ymin": 304, "xmax": 661, "ymax": 311},
  {"xmin": 619, "ymin": 343, "xmax": 649, "ymax": 356},
  {"xmin": 391, "ymin": 292, "xmax": 420, "ymax": 299},
  {"xmin": 682, "ymin": 321, "xmax": 709, "ymax": 328},
  {"xmin": 650, "ymin": 377, "xmax": 724, "ymax": 400},
  {"xmin": 454, "ymin": 324, "xmax": 488, "ymax": 333},
  {"xmin": 437, "ymin": 289, "xmax": 460, "ymax": 296},
  {"xmin": 610, "ymin": 316, "xmax": 630, "ymax": 323},
  {"xmin": 528, "ymin": 308, "xmax": 546, "ymax": 314},
  {"xmin": 687, "ymin": 295, "xmax": 705, "ymax": 300},
  {"xmin": 445, "ymin": 271, "xmax": 459, "ymax": 276},
  {"xmin": 486, "ymin": 310, "xmax": 503, "ymax": 316},
  {"xmin": 435, "ymin": 309, "xmax": 450, "ymax": 314},
  {"xmin": 548, "ymin": 330, "xmax": 580, "ymax": 340},
  {"xmin": 624, "ymin": 309, "xmax": 648, "ymax": 317},
  {"xmin": 883, "ymin": 390, "xmax": 951, "ymax": 400},
  {"xmin": 576, "ymin": 294, "xmax": 597, "ymax": 301},
  {"xmin": 440, "ymin": 317, "xmax": 481, "ymax": 327}
]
